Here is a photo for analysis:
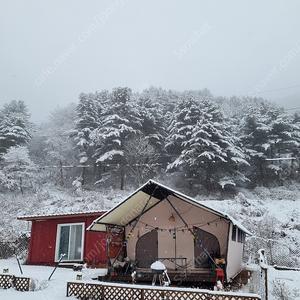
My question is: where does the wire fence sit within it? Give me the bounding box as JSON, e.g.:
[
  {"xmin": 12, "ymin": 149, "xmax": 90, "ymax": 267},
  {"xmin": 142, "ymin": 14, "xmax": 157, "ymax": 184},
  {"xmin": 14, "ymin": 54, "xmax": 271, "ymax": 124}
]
[
  {"xmin": 244, "ymin": 236, "xmax": 300, "ymax": 268},
  {"xmin": 0, "ymin": 234, "xmax": 30, "ymax": 261}
]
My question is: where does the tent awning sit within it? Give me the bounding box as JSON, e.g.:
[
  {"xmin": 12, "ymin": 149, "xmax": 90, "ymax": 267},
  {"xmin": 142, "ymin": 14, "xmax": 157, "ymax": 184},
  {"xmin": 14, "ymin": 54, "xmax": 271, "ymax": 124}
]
[{"xmin": 87, "ymin": 180, "xmax": 252, "ymax": 235}]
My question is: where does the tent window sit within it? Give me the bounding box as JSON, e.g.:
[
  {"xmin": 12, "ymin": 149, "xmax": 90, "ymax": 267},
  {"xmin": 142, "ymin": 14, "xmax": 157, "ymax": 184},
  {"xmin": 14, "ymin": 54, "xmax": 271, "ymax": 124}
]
[
  {"xmin": 237, "ymin": 229, "xmax": 245, "ymax": 243},
  {"xmin": 232, "ymin": 225, "xmax": 237, "ymax": 241},
  {"xmin": 56, "ymin": 223, "xmax": 84, "ymax": 261}
]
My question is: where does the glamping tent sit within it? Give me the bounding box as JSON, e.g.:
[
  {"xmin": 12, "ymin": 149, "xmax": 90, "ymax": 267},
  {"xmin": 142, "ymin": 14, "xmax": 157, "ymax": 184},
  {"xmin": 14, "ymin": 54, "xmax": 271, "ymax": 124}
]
[{"xmin": 88, "ymin": 180, "xmax": 251, "ymax": 285}]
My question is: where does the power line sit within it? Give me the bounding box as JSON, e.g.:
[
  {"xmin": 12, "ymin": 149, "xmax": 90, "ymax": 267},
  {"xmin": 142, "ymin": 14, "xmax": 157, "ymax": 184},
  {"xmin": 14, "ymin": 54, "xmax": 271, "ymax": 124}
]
[
  {"xmin": 266, "ymin": 158, "xmax": 296, "ymax": 161},
  {"xmin": 3, "ymin": 163, "xmax": 163, "ymax": 170},
  {"xmin": 285, "ymin": 106, "xmax": 300, "ymax": 111},
  {"xmin": 255, "ymin": 84, "xmax": 300, "ymax": 95}
]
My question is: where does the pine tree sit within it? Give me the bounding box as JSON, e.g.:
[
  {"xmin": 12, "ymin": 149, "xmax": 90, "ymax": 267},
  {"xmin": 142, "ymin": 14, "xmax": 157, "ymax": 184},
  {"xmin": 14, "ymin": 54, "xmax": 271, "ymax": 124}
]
[
  {"xmin": 92, "ymin": 87, "xmax": 142, "ymax": 189},
  {"xmin": 239, "ymin": 100, "xmax": 295, "ymax": 187},
  {"xmin": 0, "ymin": 146, "xmax": 37, "ymax": 194},
  {"xmin": 0, "ymin": 100, "xmax": 33, "ymax": 154},
  {"xmin": 43, "ymin": 104, "xmax": 77, "ymax": 186},
  {"xmin": 72, "ymin": 92, "xmax": 104, "ymax": 186},
  {"xmin": 136, "ymin": 88, "xmax": 168, "ymax": 163},
  {"xmin": 290, "ymin": 112, "xmax": 300, "ymax": 181},
  {"xmin": 167, "ymin": 97, "xmax": 248, "ymax": 193}
]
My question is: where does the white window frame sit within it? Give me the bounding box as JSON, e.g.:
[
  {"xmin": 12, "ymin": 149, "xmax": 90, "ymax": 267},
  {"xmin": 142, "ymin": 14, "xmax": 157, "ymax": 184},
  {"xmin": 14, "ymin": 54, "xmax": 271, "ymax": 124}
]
[{"xmin": 55, "ymin": 222, "xmax": 85, "ymax": 262}]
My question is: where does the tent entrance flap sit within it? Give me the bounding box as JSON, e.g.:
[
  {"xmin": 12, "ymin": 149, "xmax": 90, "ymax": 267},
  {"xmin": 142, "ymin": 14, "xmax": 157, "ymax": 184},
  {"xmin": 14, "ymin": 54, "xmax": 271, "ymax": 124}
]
[
  {"xmin": 193, "ymin": 227, "xmax": 220, "ymax": 268},
  {"xmin": 110, "ymin": 186, "xmax": 159, "ymax": 268},
  {"xmin": 136, "ymin": 229, "xmax": 158, "ymax": 268}
]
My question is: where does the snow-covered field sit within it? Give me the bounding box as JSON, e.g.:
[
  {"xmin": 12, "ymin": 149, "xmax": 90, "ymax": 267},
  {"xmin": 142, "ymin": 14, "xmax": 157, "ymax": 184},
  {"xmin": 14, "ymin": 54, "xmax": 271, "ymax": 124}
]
[{"xmin": 0, "ymin": 258, "xmax": 106, "ymax": 300}]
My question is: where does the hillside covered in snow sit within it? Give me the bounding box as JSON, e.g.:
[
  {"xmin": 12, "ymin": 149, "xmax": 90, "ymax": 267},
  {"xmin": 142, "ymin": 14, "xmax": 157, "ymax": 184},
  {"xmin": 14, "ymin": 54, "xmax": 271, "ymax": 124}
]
[{"xmin": 2, "ymin": 182, "xmax": 300, "ymax": 264}]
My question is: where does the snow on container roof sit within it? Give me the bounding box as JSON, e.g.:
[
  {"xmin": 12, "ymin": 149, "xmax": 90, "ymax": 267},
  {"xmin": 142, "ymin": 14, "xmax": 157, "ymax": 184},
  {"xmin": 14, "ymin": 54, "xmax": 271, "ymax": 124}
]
[{"xmin": 17, "ymin": 211, "xmax": 106, "ymax": 221}]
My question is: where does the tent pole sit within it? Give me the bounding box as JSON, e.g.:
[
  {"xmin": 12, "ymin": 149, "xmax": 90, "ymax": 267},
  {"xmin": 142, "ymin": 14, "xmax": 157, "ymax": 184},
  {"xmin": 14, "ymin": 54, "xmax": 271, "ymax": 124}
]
[
  {"xmin": 162, "ymin": 191, "xmax": 219, "ymax": 269},
  {"xmin": 106, "ymin": 226, "xmax": 110, "ymax": 268},
  {"xmin": 110, "ymin": 186, "xmax": 159, "ymax": 268}
]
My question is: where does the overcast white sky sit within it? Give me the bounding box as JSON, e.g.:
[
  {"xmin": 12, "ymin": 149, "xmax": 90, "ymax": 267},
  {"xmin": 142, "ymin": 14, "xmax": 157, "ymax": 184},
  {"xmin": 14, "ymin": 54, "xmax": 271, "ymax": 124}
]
[{"xmin": 1, "ymin": 0, "xmax": 300, "ymax": 123}]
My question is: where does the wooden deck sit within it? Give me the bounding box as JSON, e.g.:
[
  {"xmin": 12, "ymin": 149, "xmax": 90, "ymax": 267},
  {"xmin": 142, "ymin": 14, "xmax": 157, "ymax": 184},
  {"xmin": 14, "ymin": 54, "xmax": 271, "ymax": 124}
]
[{"xmin": 100, "ymin": 267, "xmax": 217, "ymax": 287}]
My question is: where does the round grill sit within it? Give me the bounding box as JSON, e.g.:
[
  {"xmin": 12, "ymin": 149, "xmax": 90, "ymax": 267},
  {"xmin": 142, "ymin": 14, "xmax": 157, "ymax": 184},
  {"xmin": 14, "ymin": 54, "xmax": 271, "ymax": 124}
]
[{"xmin": 151, "ymin": 261, "xmax": 166, "ymax": 274}]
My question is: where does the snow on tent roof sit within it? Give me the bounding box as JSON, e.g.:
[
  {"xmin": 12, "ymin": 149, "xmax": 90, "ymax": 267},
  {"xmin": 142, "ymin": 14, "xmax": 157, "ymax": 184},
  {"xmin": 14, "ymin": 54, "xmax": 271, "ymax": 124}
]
[{"xmin": 87, "ymin": 179, "xmax": 252, "ymax": 235}]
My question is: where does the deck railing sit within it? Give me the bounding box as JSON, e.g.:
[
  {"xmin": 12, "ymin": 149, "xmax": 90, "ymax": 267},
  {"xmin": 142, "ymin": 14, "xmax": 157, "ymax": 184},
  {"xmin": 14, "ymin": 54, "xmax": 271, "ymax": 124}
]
[{"xmin": 67, "ymin": 281, "xmax": 261, "ymax": 300}]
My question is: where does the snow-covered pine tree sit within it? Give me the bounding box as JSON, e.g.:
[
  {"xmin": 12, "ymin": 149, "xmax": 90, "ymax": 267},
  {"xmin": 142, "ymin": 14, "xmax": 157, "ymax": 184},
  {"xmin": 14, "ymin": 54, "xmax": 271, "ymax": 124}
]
[
  {"xmin": 0, "ymin": 100, "xmax": 33, "ymax": 154},
  {"xmin": 0, "ymin": 146, "xmax": 38, "ymax": 194},
  {"xmin": 167, "ymin": 96, "xmax": 248, "ymax": 193},
  {"xmin": 136, "ymin": 88, "xmax": 168, "ymax": 164},
  {"xmin": 92, "ymin": 87, "xmax": 142, "ymax": 189},
  {"xmin": 43, "ymin": 104, "xmax": 77, "ymax": 186},
  {"xmin": 140, "ymin": 86, "xmax": 177, "ymax": 116},
  {"xmin": 267, "ymin": 110, "xmax": 297, "ymax": 184},
  {"xmin": 72, "ymin": 92, "xmax": 104, "ymax": 186},
  {"xmin": 290, "ymin": 112, "xmax": 300, "ymax": 181},
  {"xmin": 239, "ymin": 100, "xmax": 296, "ymax": 187},
  {"xmin": 166, "ymin": 95, "xmax": 200, "ymax": 162}
]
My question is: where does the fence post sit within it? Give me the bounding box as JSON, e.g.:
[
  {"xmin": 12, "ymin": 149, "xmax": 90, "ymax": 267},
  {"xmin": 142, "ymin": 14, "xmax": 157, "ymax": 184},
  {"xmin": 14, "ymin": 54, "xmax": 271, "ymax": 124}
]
[
  {"xmin": 101, "ymin": 284, "xmax": 105, "ymax": 300},
  {"xmin": 258, "ymin": 249, "xmax": 268, "ymax": 300},
  {"xmin": 264, "ymin": 267, "xmax": 268, "ymax": 300},
  {"xmin": 260, "ymin": 266, "xmax": 268, "ymax": 300}
]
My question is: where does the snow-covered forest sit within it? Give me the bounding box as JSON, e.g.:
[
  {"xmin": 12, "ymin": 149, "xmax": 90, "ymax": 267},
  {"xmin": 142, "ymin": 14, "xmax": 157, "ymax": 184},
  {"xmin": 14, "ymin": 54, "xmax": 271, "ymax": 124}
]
[
  {"xmin": 1, "ymin": 86, "xmax": 300, "ymax": 195},
  {"xmin": 1, "ymin": 87, "xmax": 300, "ymax": 298}
]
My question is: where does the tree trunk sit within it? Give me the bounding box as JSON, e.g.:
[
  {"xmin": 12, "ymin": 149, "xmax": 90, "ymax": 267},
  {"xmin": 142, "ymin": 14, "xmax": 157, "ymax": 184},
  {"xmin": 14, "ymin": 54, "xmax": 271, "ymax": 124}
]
[
  {"xmin": 19, "ymin": 177, "xmax": 24, "ymax": 195},
  {"xmin": 81, "ymin": 166, "xmax": 86, "ymax": 186},
  {"xmin": 120, "ymin": 164, "xmax": 125, "ymax": 190},
  {"xmin": 59, "ymin": 159, "xmax": 64, "ymax": 187},
  {"xmin": 205, "ymin": 160, "xmax": 212, "ymax": 194},
  {"xmin": 259, "ymin": 159, "xmax": 266, "ymax": 186}
]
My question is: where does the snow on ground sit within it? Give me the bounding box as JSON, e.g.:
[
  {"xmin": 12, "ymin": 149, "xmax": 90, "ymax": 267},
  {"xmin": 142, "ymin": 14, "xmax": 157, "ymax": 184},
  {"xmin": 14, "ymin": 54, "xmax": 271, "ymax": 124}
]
[
  {"xmin": 0, "ymin": 259, "xmax": 106, "ymax": 300},
  {"xmin": 267, "ymin": 266, "xmax": 300, "ymax": 299},
  {"xmin": 1, "ymin": 259, "xmax": 300, "ymax": 299}
]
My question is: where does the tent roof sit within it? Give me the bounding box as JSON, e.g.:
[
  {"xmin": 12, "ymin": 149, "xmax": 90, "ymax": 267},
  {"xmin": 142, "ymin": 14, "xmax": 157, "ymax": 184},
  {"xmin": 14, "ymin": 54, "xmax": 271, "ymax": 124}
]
[{"xmin": 87, "ymin": 180, "xmax": 251, "ymax": 235}]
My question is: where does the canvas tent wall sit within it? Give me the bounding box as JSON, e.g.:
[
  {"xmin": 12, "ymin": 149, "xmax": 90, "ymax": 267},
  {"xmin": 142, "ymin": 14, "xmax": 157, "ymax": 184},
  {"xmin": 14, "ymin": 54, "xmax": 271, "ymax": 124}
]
[{"xmin": 124, "ymin": 195, "xmax": 229, "ymax": 270}]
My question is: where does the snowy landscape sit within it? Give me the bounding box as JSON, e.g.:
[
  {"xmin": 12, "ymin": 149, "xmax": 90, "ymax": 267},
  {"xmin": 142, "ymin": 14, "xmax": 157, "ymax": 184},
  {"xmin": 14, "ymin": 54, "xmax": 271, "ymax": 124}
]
[
  {"xmin": 1, "ymin": 1, "xmax": 300, "ymax": 299},
  {"xmin": 1, "ymin": 68, "xmax": 300, "ymax": 300},
  {"xmin": 1, "ymin": 182, "xmax": 300, "ymax": 299}
]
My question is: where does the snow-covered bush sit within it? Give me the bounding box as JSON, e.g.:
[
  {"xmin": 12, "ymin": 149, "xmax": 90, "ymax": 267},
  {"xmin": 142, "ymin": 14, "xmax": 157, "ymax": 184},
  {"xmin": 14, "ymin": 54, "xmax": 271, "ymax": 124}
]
[
  {"xmin": 271, "ymin": 280, "xmax": 300, "ymax": 300},
  {"xmin": 29, "ymin": 277, "xmax": 49, "ymax": 291}
]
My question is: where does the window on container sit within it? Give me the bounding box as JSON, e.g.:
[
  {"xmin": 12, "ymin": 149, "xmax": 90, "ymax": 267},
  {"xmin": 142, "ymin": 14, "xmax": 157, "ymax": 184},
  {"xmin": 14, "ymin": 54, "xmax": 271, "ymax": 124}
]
[
  {"xmin": 231, "ymin": 225, "xmax": 237, "ymax": 241},
  {"xmin": 56, "ymin": 223, "xmax": 84, "ymax": 261}
]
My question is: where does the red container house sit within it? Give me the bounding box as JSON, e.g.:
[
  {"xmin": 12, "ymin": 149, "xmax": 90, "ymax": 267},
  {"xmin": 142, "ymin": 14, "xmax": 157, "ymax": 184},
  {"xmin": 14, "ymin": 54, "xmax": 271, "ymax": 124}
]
[{"xmin": 18, "ymin": 211, "xmax": 108, "ymax": 267}]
